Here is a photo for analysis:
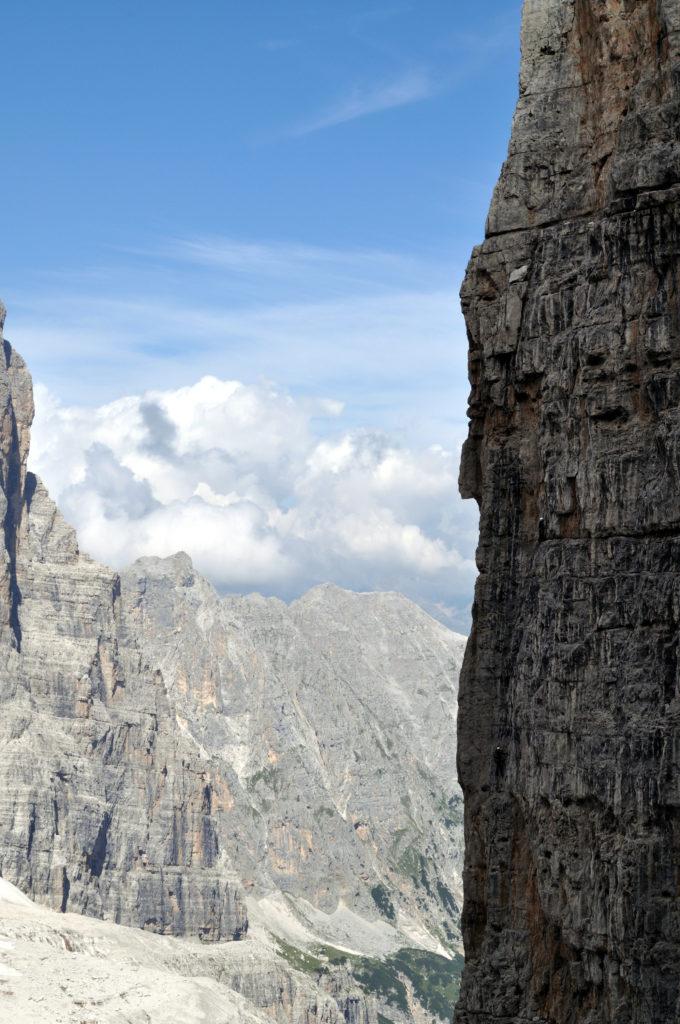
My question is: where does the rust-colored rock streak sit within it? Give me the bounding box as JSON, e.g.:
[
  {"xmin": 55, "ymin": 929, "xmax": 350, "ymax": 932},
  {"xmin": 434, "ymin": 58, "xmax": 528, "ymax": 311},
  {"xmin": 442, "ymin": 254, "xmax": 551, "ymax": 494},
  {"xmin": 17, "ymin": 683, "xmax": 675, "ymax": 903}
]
[{"xmin": 456, "ymin": 2, "xmax": 680, "ymax": 1022}]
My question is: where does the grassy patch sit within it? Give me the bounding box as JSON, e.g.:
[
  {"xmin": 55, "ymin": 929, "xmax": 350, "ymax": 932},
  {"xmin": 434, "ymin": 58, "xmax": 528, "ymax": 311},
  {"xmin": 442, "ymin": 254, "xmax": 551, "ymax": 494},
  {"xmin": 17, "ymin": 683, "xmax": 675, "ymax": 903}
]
[
  {"xmin": 434, "ymin": 790, "xmax": 464, "ymax": 831},
  {"xmin": 389, "ymin": 827, "xmax": 408, "ymax": 856},
  {"xmin": 275, "ymin": 938, "xmax": 324, "ymax": 974},
  {"xmin": 315, "ymin": 946, "xmax": 409, "ymax": 1013},
  {"xmin": 247, "ymin": 765, "xmax": 279, "ymax": 791},
  {"xmin": 390, "ymin": 948, "xmax": 464, "ymax": 1019},
  {"xmin": 314, "ymin": 945, "xmax": 463, "ymax": 1020},
  {"xmin": 396, "ymin": 846, "xmax": 434, "ymax": 896},
  {"xmin": 353, "ymin": 957, "xmax": 410, "ymax": 1013},
  {"xmin": 396, "ymin": 844, "xmax": 421, "ymax": 881},
  {"xmin": 436, "ymin": 880, "xmax": 459, "ymax": 917},
  {"xmin": 275, "ymin": 935, "xmax": 463, "ymax": 1021},
  {"xmin": 370, "ymin": 883, "xmax": 396, "ymax": 921}
]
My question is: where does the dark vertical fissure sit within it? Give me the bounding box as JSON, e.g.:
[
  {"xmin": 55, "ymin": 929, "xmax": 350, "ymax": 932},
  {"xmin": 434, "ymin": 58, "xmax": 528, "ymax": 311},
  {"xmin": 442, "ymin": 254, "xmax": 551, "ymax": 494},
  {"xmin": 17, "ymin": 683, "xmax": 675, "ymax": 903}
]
[
  {"xmin": 86, "ymin": 812, "xmax": 112, "ymax": 878},
  {"xmin": 2, "ymin": 405, "xmax": 23, "ymax": 650},
  {"xmin": 60, "ymin": 869, "xmax": 70, "ymax": 913},
  {"xmin": 26, "ymin": 805, "xmax": 36, "ymax": 859}
]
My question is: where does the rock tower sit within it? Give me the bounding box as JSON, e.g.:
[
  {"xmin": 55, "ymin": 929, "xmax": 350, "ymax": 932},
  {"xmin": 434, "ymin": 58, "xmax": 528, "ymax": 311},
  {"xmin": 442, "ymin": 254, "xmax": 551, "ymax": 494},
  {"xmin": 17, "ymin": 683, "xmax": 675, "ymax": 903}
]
[{"xmin": 456, "ymin": 2, "xmax": 680, "ymax": 1022}]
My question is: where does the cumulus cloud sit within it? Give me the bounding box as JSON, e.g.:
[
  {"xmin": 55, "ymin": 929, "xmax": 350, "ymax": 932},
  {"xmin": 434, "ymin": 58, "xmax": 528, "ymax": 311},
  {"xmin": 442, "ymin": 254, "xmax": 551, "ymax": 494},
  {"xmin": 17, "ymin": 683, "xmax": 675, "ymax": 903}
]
[{"xmin": 29, "ymin": 375, "xmax": 477, "ymax": 629}]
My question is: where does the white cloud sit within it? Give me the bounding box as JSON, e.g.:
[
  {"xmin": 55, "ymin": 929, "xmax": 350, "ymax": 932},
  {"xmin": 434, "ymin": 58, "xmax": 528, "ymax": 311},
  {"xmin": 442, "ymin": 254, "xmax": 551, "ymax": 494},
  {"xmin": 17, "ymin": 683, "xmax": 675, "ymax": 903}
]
[
  {"xmin": 289, "ymin": 70, "xmax": 435, "ymax": 136},
  {"xmin": 29, "ymin": 376, "xmax": 477, "ymax": 628}
]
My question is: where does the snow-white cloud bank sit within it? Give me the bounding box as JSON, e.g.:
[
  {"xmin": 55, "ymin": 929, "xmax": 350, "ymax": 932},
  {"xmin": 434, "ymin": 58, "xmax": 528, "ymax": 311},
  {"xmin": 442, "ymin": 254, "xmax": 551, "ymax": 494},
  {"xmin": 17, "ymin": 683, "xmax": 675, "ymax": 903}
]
[{"xmin": 29, "ymin": 376, "xmax": 477, "ymax": 630}]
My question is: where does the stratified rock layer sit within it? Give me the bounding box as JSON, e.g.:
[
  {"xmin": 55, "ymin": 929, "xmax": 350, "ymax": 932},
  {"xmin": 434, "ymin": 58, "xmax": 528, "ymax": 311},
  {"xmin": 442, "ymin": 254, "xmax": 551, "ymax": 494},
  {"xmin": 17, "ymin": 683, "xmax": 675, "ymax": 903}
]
[
  {"xmin": 456, "ymin": 2, "xmax": 680, "ymax": 1022},
  {"xmin": 124, "ymin": 560, "xmax": 466, "ymax": 951},
  {"xmin": 0, "ymin": 320, "xmax": 248, "ymax": 943}
]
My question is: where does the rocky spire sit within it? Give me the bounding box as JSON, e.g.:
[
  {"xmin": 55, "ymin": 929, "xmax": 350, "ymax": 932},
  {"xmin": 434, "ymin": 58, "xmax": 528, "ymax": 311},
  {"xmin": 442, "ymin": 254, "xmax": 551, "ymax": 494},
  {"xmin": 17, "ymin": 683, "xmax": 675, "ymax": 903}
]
[
  {"xmin": 0, "ymin": 308, "xmax": 34, "ymax": 650},
  {"xmin": 455, "ymin": 2, "xmax": 680, "ymax": 1022}
]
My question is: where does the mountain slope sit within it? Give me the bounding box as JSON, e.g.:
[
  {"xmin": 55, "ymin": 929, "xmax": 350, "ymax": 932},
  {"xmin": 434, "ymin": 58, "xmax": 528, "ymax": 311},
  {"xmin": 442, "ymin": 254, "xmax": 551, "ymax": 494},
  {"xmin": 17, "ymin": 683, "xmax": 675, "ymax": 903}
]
[
  {"xmin": 123, "ymin": 556, "xmax": 466, "ymax": 955},
  {"xmin": 0, "ymin": 320, "xmax": 465, "ymax": 1022},
  {"xmin": 0, "ymin": 877, "xmax": 373, "ymax": 1024}
]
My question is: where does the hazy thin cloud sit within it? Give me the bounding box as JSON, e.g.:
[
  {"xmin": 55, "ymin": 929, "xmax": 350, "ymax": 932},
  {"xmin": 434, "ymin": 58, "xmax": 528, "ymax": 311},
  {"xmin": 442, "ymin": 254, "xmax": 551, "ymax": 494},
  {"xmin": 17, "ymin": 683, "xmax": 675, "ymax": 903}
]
[
  {"xmin": 289, "ymin": 69, "xmax": 435, "ymax": 137},
  {"xmin": 168, "ymin": 237, "xmax": 416, "ymax": 277},
  {"xmin": 5, "ymin": 237, "xmax": 470, "ymax": 431}
]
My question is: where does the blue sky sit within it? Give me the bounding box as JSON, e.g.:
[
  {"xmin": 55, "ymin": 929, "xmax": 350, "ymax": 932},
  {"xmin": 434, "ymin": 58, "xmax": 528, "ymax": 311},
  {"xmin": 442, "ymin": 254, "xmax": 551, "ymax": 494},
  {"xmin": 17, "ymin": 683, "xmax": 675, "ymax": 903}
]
[{"xmin": 2, "ymin": 1, "xmax": 522, "ymax": 629}]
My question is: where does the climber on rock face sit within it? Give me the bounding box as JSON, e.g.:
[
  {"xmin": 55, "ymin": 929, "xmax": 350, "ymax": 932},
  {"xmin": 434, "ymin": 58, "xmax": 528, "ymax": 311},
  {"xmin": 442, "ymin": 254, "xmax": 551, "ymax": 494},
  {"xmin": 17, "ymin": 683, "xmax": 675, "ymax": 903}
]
[{"xmin": 493, "ymin": 745, "xmax": 506, "ymax": 782}]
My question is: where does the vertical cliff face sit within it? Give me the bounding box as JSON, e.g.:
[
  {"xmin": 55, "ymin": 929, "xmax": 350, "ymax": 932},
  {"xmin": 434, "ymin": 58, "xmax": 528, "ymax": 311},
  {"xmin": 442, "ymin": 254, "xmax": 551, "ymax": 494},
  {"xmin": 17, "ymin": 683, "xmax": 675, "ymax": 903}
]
[
  {"xmin": 456, "ymin": 2, "xmax": 680, "ymax": 1022},
  {"xmin": 0, "ymin": 306, "xmax": 33, "ymax": 653},
  {"xmin": 0, "ymin": 315, "xmax": 249, "ymax": 942}
]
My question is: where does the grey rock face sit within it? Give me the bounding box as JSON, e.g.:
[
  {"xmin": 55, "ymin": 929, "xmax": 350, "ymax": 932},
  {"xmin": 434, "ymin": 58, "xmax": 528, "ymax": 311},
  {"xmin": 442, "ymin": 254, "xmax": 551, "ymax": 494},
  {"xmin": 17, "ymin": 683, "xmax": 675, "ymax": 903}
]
[
  {"xmin": 1, "ymin": 480, "xmax": 248, "ymax": 940},
  {"xmin": 456, "ymin": 2, "xmax": 680, "ymax": 1022},
  {"xmin": 0, "ymin": 321, "xmax": 241, "ymax": 942},
  {"xmin": 0, "ymin": 319, "xmax": 465, "ymax": 1019},
  {"xmin": 123, "ymin": 557, "xmax": 465, "ymax": 952}
]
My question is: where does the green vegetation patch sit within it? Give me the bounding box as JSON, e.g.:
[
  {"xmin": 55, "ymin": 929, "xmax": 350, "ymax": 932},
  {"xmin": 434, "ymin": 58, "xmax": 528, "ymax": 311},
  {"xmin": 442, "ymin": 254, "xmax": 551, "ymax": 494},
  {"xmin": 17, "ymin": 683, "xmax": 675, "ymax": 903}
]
[
  {"xmin": 314, "ymin": 945, "xmax": 463, "ymax": 1021},
  {"xmin": 396, "ymin": 844, "xmax": 421, "ymax": 881},
  {"xmin": 274, "ymin": 936, "xmax": 463, "ymax": 1021},
  {"xmin": 433, "ymin": 790, "xmax": 464, "ymax": 831},
  {"xmin": 370, "ymin": 883, "xmax": 396, "ymax": 921},
  {"xmin": 274, "ymin": 938, "xmax": 324, "ymax": 974},
  {"xmin": 396, "ymin": 845, "xmax": 434, "ymax": 896},
  {"xmin": 247, "ymin": 764, "xmax": 279, "ymax": 791},
  {"xmin": 436, "ymin": 879, "xmax": 459, "ymax": 917},
  {"xmin": 390, "ymin": 948, "xmax": 464, "ymax": 1020},
  {"xmin": 315, "ymin": 946, "xmax": 409, "ymax": 1013},
  {"xmin": 388, "ymin": 827, "xmax": 408, "ymax": 856}
]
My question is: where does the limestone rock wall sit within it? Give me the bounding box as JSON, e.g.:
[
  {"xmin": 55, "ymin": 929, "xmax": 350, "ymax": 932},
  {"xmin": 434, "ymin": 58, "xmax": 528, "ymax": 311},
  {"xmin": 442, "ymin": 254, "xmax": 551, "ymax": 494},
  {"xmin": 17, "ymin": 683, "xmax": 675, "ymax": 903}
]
[
  {"xmin": 456, "ymin": 2, "xmax": 680, "ymax": 1022},
  {"xmin": 0, "ymin": 315, "xmax": 247, "ymax": 941},
  {"xmin": 122, "ymin": 556, "xmax": 466, "ymax": 947}
]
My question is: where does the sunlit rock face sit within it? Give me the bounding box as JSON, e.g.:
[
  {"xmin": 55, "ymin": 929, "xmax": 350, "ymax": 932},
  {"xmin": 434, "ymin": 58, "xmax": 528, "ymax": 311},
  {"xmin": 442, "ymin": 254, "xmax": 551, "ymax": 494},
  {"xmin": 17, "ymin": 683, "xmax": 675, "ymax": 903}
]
[
  {"xmin": 122, "ymin": 561, "xmax": 467, "ymax": 952},
  {"xmin": 0, "ymin": 325, "xmax": 248, "ymax": 943},
  {"xmin": 0, "ymin": 318, "xmax": 466, "ymax": 1018},
  {"xmin": 455, "ymin": 2, "xmax": 680, "ymax": 1023}
]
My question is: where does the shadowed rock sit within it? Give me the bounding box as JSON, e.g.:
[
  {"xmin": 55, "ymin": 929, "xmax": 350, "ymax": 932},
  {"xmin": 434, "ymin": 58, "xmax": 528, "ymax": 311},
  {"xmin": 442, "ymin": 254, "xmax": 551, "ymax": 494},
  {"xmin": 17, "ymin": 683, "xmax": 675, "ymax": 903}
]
[{"xmin": 456, "ymin": 2, "xmax": 680, "ymax": 1022}]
